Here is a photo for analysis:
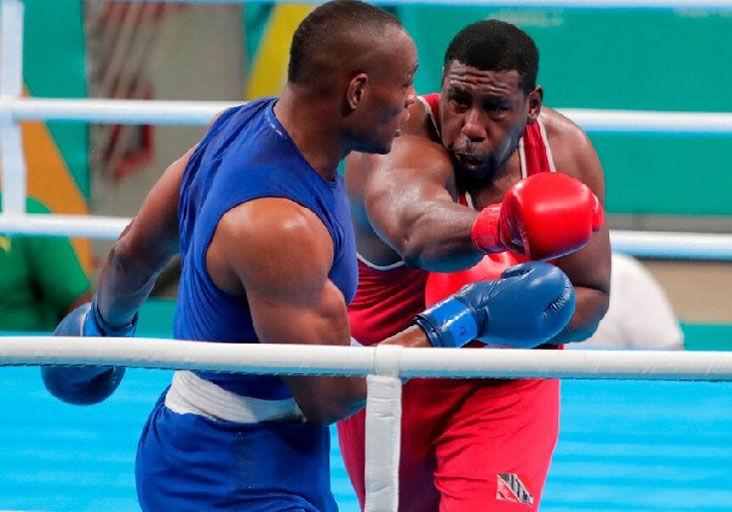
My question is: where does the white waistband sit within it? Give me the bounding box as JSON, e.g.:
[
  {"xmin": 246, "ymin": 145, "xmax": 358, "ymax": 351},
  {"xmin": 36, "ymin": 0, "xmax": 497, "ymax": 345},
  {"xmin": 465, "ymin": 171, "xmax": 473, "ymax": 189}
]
[{"xmin": 164, "ymin": 370, "xmax": 305, "ymax": 424}]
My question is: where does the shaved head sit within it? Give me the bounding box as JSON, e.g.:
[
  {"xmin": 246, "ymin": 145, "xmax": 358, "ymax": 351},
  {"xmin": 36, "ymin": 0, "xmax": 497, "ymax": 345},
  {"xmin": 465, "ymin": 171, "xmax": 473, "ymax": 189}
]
[
  {"xmin": 278, "ymin": 0, "xmax": 417, "ymax": 158},
  {"xmin": 288, "ymin": 0, "xmax": 405, "ymax": 93}
]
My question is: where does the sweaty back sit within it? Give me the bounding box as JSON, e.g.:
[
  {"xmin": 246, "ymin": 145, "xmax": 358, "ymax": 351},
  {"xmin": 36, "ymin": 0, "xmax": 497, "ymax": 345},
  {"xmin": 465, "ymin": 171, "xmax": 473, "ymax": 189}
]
[{"xmin": 175, "ymin": 97, "xmax": 357, "ymax": 398}]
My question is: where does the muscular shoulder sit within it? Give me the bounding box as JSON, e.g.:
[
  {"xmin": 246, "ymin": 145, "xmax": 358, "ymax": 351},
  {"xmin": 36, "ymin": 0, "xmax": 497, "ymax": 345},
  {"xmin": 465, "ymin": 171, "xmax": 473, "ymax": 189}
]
[
  {"xmin": 346, "ymin": 97, "xmax": 445, "ymax": 192},
  {"xmin": 347, "ymin": 132, "xmax": 452, "ymax": 198},
  {"xmin": 346, "ymin": 134, "xmax": 455, "ymax": 214},
  {"xmin": 540, "ymin": 108, "xmax": 594, "ymax": 164},
  {"xmin": 344, "ymin": 104, "xmax": 456, "ymax": 267},
  {"xmin": 216, "ymin": 198, "xmax": 334, "ymax": 300},
  {"xmin": 398, "ymin": 98, "xmax": 434, "ymax": 138},
  {"xmin": 539, "ymin": 107, "xmax": 604, "ymax": 195}
]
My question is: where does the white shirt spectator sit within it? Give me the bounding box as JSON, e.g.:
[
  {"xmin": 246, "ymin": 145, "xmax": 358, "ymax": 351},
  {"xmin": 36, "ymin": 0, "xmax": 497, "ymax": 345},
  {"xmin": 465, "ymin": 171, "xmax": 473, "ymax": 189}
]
[{"xmin": 570, "ymin": 253, "xmax": 684, "ymax": 350}]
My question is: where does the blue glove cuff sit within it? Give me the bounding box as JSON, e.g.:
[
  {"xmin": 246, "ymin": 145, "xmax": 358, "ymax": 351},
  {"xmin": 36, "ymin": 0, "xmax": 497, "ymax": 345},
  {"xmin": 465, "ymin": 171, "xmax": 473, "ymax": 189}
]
[
  {"xmin": 85, "ymin": 298, "xmax": 137, "ymax": 338},
  {"xmin": 414, "ymin": 297, "xmax": 478, "ymax": 348}
]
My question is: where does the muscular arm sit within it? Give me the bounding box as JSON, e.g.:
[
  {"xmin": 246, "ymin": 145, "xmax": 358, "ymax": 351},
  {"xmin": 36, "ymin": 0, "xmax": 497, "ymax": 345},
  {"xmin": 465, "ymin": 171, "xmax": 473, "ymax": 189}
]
[
  {"xmin": 545, "ymin": 111, "xmax": 611, "ymax": 342},
  {"xmin": 214, "ymin": 198, "xmax": 428, "ymax": 425},
  {"xmin": 41, "ymin": 149, "xmax": 190, "ymax": 405},
  {"xmin": 346, "ymin": 135, "xmax": 482, "ymax": 271},
  {"xmin": 95, "ymin": 149, "xmax": 192, "ymax": 327}
]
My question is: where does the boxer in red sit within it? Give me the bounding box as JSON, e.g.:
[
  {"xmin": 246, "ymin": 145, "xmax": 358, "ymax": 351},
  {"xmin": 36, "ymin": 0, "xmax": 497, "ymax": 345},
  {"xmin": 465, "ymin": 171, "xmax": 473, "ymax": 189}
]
[{"xmin": 338, "ymin": 19, "xmax": 611, "ymax": 511}]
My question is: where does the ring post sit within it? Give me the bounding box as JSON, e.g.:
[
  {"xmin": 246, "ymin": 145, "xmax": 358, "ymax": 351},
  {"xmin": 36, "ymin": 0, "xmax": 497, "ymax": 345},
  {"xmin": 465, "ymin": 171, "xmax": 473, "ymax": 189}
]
[{"xmin": 364, "ymin": 344, "xmax": 404, "ymax": 512}]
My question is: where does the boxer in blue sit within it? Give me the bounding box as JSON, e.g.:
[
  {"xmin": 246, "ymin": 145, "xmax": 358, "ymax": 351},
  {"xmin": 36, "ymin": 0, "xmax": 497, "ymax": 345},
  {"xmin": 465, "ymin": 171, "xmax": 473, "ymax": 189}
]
[{"xmin": 41, "ymin": 1, "xmax": 577, "ymax": 510}]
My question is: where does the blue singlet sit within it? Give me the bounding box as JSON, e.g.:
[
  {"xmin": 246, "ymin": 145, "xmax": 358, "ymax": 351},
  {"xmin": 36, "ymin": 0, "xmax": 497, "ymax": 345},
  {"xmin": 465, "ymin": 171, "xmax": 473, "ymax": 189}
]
[{"xmin": 136, "ymin": 97, "xmax": 357, "ymax": 512}]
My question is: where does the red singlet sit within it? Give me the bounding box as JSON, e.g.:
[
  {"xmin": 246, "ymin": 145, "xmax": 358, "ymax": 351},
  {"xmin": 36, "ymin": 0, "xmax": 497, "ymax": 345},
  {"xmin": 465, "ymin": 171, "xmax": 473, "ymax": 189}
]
[{"xmin": 339, "ymin": 93, "xmax": 561, "ymax": 512}]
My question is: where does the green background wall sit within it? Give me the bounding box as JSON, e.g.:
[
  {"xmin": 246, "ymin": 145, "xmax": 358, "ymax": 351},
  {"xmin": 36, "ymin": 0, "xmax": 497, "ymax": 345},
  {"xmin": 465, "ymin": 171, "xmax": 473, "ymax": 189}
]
[{"xmin": 23, "ymin": 0, "xmax": 88, "ymax": 197}]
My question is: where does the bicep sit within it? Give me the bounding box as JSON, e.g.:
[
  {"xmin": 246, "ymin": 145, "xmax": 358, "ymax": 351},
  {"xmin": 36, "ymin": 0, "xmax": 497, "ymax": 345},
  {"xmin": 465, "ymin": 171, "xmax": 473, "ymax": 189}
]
[
  {"xmin": 221, "ymin": 198, "xmax": 350, "ymax": 348},
  {"xmin": 242, "ymin": 232, "xmax": 349, "ymax": 347},
  {"xmin": 247, "ymin": 281, "xmax": 350, "ymax": 347},
  {"xmin": 219, "ymin": 199, "xmax": 359, "ymax": 422},
  {"xmin": 553, "ymin": 229, "xmax": 611, "ymax": 340},
  {"xmin": 247, "ymin": 277, "xmax": 355, "ymax": 421},
  {"xmin": 355, "ymin": 137, "xmax": 457, "ymax": 247},
  {"xmin": 554, "ymin": 227, "xmax": 610, "ymax": 294}
]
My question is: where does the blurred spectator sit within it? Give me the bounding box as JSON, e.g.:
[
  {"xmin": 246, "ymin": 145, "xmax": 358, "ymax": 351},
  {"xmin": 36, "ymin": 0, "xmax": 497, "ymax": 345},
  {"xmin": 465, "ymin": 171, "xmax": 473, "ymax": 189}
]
[
  {"xmin": 570, "ymin": 252, "xmax": 684, "ymax": 350},
  {"xmin": 0, "ymin": 195, "xmax": 91, "ymax": 332}
]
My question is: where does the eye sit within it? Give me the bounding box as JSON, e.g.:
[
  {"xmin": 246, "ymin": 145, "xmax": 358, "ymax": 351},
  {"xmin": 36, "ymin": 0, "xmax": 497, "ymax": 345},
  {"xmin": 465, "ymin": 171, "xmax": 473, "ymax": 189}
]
[
  {"xmin": 482, "ymin": 100, "xmax": 513, "ymax": 120},
  {"xmin": 484, "ymin": 100, "xmax": 510, "ymax": 112},
  {"xmin": 448, "ymin": 92, "xmax": 470, "ymax": 111}
]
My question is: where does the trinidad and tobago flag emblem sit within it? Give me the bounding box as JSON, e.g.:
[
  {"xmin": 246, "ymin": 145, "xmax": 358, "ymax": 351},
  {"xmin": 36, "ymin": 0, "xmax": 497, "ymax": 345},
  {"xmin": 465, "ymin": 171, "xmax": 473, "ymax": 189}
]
[{"xmin": 497, "ymin": 473, "xmax": 534, "ymax": 506}]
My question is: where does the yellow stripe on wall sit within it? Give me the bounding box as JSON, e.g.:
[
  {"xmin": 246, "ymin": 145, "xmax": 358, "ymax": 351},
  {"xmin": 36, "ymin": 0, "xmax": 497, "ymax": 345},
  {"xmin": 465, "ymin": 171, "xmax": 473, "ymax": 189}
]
[
  {"xmin": 22, "ymin": 118, "xmax": 92, "ymax": 273},
  {"xmin": 245, "ymin": 4, "xmax": 314, "ymax": 99}
]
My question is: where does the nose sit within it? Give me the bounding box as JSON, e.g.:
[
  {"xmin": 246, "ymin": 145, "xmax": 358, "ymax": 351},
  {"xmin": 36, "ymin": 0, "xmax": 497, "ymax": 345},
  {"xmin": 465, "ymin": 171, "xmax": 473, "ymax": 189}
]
[{"xmin": 461, "ymin": 108, "xmax": 486, "ymax": 142}]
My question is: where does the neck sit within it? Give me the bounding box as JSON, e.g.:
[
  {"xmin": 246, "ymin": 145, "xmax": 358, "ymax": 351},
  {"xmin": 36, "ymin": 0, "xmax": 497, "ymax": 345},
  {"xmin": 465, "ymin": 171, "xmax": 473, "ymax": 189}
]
[{"xmin": 274, "ymin": 85, "xmax": 345, "ymax": 181}]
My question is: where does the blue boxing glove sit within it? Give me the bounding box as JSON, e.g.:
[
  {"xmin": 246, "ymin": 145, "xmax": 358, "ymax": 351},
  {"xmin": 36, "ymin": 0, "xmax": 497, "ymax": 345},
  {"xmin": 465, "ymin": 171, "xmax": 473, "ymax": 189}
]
[
  {"xmin": 414, "ymin": 261, "xmax": 575, "ymax": 348},
  {"xmin": 41, "ymin": 298, "xmax": 136, "ymax": 405}
]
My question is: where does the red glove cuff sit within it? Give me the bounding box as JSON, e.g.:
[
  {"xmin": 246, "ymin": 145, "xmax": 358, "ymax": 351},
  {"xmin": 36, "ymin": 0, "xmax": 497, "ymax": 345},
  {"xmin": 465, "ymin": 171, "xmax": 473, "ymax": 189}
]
[
  {"xmin": 470, "ymin": 203, "xmax": 504, "ymax": 254},
  {"xmin": 591, "ymin": 194, "xmax": 605, "ymax": 232}
]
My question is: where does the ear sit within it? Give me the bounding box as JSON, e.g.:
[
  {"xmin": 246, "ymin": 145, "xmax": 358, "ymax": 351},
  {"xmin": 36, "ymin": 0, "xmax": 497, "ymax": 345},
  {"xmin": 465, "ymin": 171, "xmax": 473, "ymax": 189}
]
[
  {"xmin": 526, "ymin": 86, "xmax": 543, "ymax": 124},
  {"xmin": 346, "ymin": 73, "xmax": 368, "ymax": 111}
]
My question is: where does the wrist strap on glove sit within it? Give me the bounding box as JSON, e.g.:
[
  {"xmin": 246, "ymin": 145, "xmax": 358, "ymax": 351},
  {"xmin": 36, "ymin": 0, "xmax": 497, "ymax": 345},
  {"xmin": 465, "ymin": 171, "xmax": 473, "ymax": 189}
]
[
  {"xmin": 414, "ymin": 297, "xmax": 478, "ymax": 348},
  {"xmin": 86, "ymin": 298, "xmax": 138, "ymax": 337}
]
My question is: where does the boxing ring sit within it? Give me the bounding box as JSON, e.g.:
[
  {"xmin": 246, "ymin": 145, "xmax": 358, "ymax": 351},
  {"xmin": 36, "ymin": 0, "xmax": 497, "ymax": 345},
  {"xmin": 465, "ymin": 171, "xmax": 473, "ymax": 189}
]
[{"xmin": 1, "ymin": 0, "xmax": 732, "ymax": 510}]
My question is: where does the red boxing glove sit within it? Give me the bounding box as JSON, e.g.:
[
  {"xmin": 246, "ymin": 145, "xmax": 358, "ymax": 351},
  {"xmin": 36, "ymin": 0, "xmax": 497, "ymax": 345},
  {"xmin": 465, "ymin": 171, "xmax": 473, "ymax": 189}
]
[{"xmin": 470, "ymin": 172, "xmax": 605, "ymax": 260}]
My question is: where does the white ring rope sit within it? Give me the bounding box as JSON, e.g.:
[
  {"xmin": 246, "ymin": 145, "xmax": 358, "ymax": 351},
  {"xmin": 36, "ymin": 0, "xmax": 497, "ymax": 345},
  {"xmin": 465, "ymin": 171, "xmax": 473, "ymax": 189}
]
[
  {"xmin": 0, "ymin": 0, "xmax": 25, "ymax": 215},
  {"xmin": 1, "ymin": 214, "xmax": 731, "ymax": 261},
  {"xmin": 0, "ymin": 98, "xmax": 239, "ymax": 125},
  {"xmin": 0, "ymin": 213, "xmax": 130, "ymax": 239},
  {"xmin": 3, "ymin": 98, "xmax": 732, "ymax": 134},
  {"xmin": 2, "ymin": 337, "xmax": 732, "ymax": 380},
  {"xmin": 562, "ymin": 108, "xmax": 732, "ymax": 134},
  {"xmin": 610, "ymin": 230, "xmax": 732, "ymax": 260}
]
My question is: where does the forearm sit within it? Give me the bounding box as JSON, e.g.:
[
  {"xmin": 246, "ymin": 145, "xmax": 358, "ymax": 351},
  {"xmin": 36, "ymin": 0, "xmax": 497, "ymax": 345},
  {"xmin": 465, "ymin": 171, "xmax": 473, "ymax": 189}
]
[
  {"xmin": 90, "ymin": 152, "xmax": 184, "ymax": 327},
  {"xmin": 95, "ymin": 239, "xmax": 171, "ymax": 328},
  {"xmin": 297, "ymin": 327, "xmax": 430, "ymax": 424},
  {"xmin": 394, "ymin": 203, "xmax": 481, "ymax": 272},
  {"xmin": 291, "ymin": 375, "xmax": 367, "ymax": 425},
  {"xmin": 549, "ymin": 286, "xmax": 609, "ymax": 343}
]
